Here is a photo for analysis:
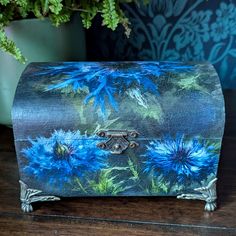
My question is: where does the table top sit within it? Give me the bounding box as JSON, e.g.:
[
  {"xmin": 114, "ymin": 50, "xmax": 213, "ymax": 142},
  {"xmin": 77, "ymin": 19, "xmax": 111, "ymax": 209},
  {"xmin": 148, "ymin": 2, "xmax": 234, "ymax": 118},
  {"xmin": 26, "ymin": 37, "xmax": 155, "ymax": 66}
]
[{"xmin": 0, "ymin": 90, "xmax": 236, "ymax": 236}]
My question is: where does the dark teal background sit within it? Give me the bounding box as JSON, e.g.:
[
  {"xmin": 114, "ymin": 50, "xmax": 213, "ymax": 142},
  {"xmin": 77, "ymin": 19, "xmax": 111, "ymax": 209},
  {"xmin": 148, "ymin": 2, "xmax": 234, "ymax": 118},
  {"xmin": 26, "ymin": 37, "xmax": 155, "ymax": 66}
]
[{"xmin": 87, "ymin": 0, "xmax": 236, "ymax": 89}]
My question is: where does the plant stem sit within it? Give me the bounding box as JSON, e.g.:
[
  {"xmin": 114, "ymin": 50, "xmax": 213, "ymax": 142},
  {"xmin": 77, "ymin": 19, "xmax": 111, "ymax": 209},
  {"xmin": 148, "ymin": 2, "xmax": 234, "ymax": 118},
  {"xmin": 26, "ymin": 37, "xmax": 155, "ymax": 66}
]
[
  {"xmin": 75, "ymin": 178, "xmax": 88, "ymax": 194},
  {"xmin": 65, "ymin": 6, "xmax": 102, "ymax": 13}
]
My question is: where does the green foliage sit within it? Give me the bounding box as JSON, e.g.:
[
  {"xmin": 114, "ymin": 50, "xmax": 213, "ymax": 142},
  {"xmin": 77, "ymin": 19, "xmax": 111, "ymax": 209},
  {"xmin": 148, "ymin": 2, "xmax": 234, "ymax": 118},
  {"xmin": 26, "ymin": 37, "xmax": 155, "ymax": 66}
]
[
  {"xmin": 15, "ymin": 0, "xmax": 28, "ymax": 7},
  {"xmin": 50, "ymin": 8, "xmax": 71, "ymax": 26},
  {"xmin": 127, "ymin": 158, "xmax": 139, "ymax": 181},
  {"xmin": 0, "ymin": 28, "xmax": 26, "ymax": 63},
  {"xmin": 0, "ymin": 0, "xmax": 8, "ymax": 6},
  {"xmin": 123, "ymin": 91, "xmax": 164, "ymax": 123},
  {"xmin": 93, "ymin": 117, "xmax": 120, "ymax": 134},
  {"xmin": 89, "ymin": 167, "xmax": 130, "ymax": 195},
  {"xmin": 0, "ymin": 0, "xmax": 147, "ymax": 62},
  {"xmin": 79, "ymin": 1, "xmax": 98, "ymax": 29},
  {"xmin": 73, "ymin": 177, "xmax": 88, "ymax": 194},
  {"xmin": 49, "ymin": 0, "xmax": 63, "ymax": 15},
  {"xmin": 101, "ymin": 0, "xmax": 119, "ymax": 30},
  {"xmin": 146, "ymin": 177, "xmax": 169, "ymax": 195},
  {"xmin": 176, "ymin": 74, "xmax": 208, "ymax": 93},
  {"xmin": 205, "ymin": 140, "xmax": 222, "ymax": 154}
]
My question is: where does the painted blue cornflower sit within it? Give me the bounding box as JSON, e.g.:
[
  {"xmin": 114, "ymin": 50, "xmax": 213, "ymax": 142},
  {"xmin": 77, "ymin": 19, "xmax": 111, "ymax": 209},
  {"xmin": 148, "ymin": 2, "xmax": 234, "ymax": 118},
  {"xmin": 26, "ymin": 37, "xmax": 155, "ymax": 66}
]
[
  {"xmin": 143, "ymin": 134, "xmax": 218, "ymax": 187},
  {"xmin": 37, "ymin": 62, "xmax": 193, "ymax": 115},
  {"xmin": 22, "ymin": 130, "xmax": 108, "ymax": 187}
]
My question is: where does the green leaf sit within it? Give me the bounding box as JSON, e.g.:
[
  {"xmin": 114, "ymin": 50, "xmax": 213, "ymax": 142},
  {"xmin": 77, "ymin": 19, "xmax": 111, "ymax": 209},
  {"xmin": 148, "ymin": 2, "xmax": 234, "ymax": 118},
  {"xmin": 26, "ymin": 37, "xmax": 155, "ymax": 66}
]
[
  {"xmin": 0, "ymin": 29, "xmax": 26, "ymax": 63},
  {"xmin": 33, "ymin": 0, "xmax": 44, "ymax": 18},
  {"xmin": 73, "ymin": 178, "xmax": 88, "ymax": 193},
  {"xmin": 101, "ymin": 0, "xmax": 119, "ymax": 30},
  {"xmin": 15, "ymin": 0, "xmax": 28, "ymax": 7},
  {"xmin": 0, "ymin": 0, "xmax": 142, "ymax": 62},
  {"xmin": 42, "ymin": 0, "xmax": 49, "ymax": 15},
  {"xmin": 146, "ymin": 176, "xmax": 169, "ymax": 195},
  {"xmin": 89, "ymin": 167, "xmax": 130, "ymax": 195},
  {"xmin": 176, "ymin": 74, "xmax": 207, "ymax": 93},
  {"xmin": 124, "ymin": 91, "xmax": 164, "ymax": 123},
  {"xmin": 128, "ymin": 158, "xmax": 139, "ymax": 181},
  {"xmin": 17, "ymin": 0, "xmax": 31, "ymax": 17},
  {"xmin": 49, "ymin": 0, "xmax": 63, "ymax": 15},
  {"xmin": 80, "ymin": 6, "xmax": 98, "ymax": 29},
  {"xmin": 0, "ymin": 5, "xmax": 15, "ymax": 25},
  {"xmin": 0, "ymin": 0, "xmax": 9, "ymax": 6},
  {"xmin": 50, "ymin": 8, "xmax": 71, "ymax": 26}
]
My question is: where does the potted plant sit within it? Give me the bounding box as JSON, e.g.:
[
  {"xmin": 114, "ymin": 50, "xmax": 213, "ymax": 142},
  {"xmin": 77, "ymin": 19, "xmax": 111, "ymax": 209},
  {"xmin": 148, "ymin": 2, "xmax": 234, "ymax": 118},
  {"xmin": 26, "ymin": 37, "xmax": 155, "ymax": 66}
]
[{"xmin": 0, "ymin": 0, "xmax": 137, "ymax": 126}]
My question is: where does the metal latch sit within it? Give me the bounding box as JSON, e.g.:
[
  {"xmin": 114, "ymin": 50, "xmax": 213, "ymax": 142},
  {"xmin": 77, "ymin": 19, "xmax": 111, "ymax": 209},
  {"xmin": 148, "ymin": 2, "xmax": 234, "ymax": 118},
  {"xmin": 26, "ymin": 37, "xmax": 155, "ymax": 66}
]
[{"xmin": 96, "ymin": 130, "xmax": 139, "ymax": 154}]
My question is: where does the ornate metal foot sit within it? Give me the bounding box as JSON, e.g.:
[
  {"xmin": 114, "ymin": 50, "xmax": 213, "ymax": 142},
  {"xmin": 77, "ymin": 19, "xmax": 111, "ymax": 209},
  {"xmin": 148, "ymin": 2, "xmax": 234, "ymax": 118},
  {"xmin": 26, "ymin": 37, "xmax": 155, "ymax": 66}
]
[
  {"xmin": 19, "ymin": 180, "xmax": 60, "ymax": 213},
  {"xmin": 177, "ymin": 178, "xmax": 217, "ymax": 212}
]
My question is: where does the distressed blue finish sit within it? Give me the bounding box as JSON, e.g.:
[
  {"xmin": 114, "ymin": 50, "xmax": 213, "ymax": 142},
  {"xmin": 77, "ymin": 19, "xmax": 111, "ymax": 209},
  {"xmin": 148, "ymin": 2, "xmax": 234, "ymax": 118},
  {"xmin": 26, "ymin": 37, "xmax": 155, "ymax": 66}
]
[
  {"xmin": 87, "ymin": 0, "xmax": 236, "ymax": 88},
  {"xmin": 12, "ymin": 61, "xmax": 225, "ymax": 198}
]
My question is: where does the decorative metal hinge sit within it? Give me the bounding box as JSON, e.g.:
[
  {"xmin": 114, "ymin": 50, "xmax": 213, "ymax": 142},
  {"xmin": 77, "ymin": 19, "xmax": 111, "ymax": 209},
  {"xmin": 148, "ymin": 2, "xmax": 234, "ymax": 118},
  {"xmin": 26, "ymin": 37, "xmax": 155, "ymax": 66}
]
[{"xmin": 96, "ymin": 129, "xmax": 139, "ymax": 154}]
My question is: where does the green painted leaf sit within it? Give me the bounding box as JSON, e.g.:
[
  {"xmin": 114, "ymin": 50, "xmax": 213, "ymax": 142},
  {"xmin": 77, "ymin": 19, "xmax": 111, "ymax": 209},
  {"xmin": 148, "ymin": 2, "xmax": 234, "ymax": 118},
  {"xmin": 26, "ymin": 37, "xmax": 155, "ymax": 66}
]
[
  {"xmin": 146, "ymin": 176, "xmax": 169, "ymax": 195},
  {"xmin": 124, "ymin": 90, "xmax": 164, "ymax": 123},
  {"xmin": 128, "ymin": 158, "xmax": 139, "ymax": 181},
  {"xmin": 88, "ymin": 167, "xmax": 130, "ymax": 195}
]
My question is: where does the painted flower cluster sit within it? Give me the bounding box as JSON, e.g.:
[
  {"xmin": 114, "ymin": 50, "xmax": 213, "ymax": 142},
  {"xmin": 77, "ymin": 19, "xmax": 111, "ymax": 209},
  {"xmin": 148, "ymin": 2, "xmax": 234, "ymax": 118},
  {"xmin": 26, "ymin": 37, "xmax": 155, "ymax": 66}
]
[
  {"xmin": 22, "ymin": 130, "xmax": 108, "ymax": 187},
  {"xmin": 143, "ymin": 135, "xmax": 218, "ymax": 189},
  {"xmin": 21, "ymin": 130, "xmax": 219, "ymax": 195},
  {"xmin": 37, "ymin": 62, "xmax": 193, "ymax": 116},
  {"xmin": 20, "ymin": 61, "xmax": 222, "ymax": 196}
]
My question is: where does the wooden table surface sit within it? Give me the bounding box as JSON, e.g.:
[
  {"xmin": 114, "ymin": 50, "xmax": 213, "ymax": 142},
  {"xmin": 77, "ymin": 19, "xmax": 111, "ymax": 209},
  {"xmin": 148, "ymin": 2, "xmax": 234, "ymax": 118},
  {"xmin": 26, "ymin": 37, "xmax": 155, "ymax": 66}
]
[{"xmin": 0, "ymin": 90, "xmax": 236, "ymax": 236}]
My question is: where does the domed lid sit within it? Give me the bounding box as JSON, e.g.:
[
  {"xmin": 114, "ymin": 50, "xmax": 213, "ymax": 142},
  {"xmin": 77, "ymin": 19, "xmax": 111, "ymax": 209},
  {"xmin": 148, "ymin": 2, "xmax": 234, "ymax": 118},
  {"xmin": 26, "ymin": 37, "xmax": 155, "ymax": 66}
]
[{"xmin": 12, "ymin": 61, "xmax": 225, "ymax": 141}]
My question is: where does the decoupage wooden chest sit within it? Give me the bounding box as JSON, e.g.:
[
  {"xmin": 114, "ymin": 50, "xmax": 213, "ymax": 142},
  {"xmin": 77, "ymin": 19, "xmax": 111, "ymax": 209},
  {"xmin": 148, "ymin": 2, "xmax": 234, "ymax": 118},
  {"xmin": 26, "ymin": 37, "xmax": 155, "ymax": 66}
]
[{"xmin": 12, "ymin": 61, "xmax": 225, "ymax": 212}]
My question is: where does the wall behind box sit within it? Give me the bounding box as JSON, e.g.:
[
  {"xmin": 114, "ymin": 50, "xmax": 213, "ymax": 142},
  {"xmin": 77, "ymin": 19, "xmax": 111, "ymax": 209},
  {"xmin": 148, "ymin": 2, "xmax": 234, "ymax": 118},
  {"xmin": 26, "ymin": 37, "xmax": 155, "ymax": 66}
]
[{"xmin": 87, "ymin": 0, "xmax": 236, "ymax": 89}]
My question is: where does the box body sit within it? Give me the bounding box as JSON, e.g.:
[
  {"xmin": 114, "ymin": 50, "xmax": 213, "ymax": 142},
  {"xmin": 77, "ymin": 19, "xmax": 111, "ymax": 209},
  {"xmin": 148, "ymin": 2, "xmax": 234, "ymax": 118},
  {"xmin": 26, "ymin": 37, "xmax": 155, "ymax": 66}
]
[{"xmin": 12, "ymin": 62, "xmax": 225, "ymax": 199}]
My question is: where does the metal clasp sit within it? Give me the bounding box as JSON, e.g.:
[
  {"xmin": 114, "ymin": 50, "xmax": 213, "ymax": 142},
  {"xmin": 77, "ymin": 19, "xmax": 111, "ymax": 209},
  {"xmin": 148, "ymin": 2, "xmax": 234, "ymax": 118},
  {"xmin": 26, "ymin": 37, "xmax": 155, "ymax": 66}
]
[{"xmin": 96, "ymin": 130, "xmax": 139, "ymax": 154}]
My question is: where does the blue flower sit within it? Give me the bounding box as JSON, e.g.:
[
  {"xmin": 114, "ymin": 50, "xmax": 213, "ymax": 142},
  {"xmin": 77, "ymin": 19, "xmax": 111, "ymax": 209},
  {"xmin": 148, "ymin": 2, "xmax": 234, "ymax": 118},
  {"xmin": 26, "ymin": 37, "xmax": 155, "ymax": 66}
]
[
  {"xmin": 38, "ymin": 62, "xmax": 193, "ymax": 116},
  {"xmin": 22, "ymin": 130, "xmax": 108, "ymax": 187},
  {"xmin": 143, "ymin": 135, "xmax": 218, "ymax": 187}
]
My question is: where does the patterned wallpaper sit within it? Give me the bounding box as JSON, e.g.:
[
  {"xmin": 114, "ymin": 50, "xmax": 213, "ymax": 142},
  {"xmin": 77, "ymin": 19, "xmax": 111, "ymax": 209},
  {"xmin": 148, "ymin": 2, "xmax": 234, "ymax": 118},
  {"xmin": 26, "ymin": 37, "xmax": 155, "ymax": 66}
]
[{"xmin": 87, "ymin": 0, "xmax": 236, "ymax": 89}]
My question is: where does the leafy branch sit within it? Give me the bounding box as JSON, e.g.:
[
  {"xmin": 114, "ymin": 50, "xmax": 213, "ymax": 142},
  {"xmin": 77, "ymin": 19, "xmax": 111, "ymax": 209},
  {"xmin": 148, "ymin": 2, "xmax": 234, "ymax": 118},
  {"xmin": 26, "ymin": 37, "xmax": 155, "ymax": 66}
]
[{"xmin": 0, "ymin": 0, "xmax": 148, "ymax": 62}]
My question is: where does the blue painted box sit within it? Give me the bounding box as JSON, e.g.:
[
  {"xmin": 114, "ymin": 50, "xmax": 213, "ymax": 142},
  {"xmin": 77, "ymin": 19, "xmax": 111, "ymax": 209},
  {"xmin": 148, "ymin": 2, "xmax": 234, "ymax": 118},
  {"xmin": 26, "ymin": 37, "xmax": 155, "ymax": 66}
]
[{"xmin": 12, "ymin": 61, "xmax": 225, "ymax": 212}]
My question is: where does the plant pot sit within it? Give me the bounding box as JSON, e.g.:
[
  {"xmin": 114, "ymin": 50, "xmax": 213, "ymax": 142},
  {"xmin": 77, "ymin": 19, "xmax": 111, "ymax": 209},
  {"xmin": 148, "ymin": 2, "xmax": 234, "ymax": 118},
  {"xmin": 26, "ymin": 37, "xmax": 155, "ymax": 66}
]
[{"xmin": 0, "ymin": 14, "xmax": 86, "ymax": 126}]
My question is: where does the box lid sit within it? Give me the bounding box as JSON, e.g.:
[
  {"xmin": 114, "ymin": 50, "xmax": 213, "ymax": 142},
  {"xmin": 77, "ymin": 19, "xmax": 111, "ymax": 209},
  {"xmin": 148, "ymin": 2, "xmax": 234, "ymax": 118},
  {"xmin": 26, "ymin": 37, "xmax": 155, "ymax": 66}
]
[{"xmin": 12, "ymin": 61, "xmax": 225, "ymax": 141}]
